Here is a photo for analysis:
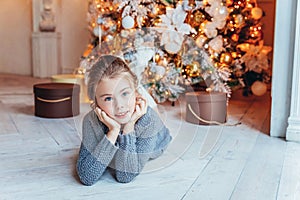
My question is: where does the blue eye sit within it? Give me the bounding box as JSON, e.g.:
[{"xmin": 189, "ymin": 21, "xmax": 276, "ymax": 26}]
[
  {"xmin": 122, "ymin": 92, "xmax": 129, "ymax": 97},
  {"xmin": 104, "ymin": 97, "xmax": 113, "ymax": 101}
]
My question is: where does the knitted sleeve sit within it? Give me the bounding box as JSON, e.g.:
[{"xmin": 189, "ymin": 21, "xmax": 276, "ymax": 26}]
[
  {"xmin": 76, "ymin": 113, "xmax": 118, "ymax": 186},
  {"xmin": 114, "ymin": 108, "xmax": 172, "ymax": 183}
]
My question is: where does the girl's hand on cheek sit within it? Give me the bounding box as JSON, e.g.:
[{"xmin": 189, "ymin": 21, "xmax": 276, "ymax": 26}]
[
  {"xmin": 123, "ymin": 96, "xmax": 148, "ymax": 134},
  {"xmin": 94, "ymin": 107, "xmax": 121, "ymax": 132}
]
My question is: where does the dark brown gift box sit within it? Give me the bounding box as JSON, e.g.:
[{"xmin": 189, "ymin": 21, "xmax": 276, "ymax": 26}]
[
  {"xmin": 185, "ymin": 91, "xmax": 227, "ymax": 125},
  {"xmin": 34, "ymin": 83, "xmax": 80, "ymax": 118}
]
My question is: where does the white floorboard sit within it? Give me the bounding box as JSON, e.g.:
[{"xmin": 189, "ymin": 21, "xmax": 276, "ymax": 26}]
[
  {"xmin": 230, "ymin": 134, "xmax": 286, "ymax": 200},
  {"xmin": 277, "ymin": 142, "xmax": 300, "ymax": 200}
]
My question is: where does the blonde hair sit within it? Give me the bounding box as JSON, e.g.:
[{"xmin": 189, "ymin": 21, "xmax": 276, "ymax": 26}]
[{"xmin": 87, "ymin": 55, "xmax": 138, "ymax": 101}]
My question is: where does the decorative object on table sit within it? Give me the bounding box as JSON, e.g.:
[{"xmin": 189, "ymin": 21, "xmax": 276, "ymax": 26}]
[
  {"xmin": 33, "ymin": 83, "xmax": 80, "ymax": 118},
  {"xmin": 51, "ymin": 74, "xmax": 89, "ymax": 103},
  {"xmin": 39, "ymin": 0, "xmax": 56, "ymax": 32},
  {"xmin": 185, "ymin": 91, "xmax": 227, "ymax": 125}
]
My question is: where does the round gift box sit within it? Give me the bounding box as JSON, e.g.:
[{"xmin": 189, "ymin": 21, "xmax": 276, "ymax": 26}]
[
  {"xmin": 33, "ymin": 83, "xmax": 80, "ymax": 118},
  {"xmin": 185, "ymin": 91, "xmax": 227, "ymax": 125}
]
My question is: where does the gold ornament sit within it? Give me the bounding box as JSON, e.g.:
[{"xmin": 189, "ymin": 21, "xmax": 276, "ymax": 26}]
[
  {"xmin": 192, "ymin": 10, "xmax": 206, "ymax": 27},
  {"xmin": 251, "ymin": 7, "xmax": 263, "ymax": 20},
  {"xmin": 226, "ymin": 0, "xmax": 234, "ymax": 6},
  {"xmin": 174, "ymin": 55, "xmax": 183, "ymax": 70},
  {"xmin": 231, "ymin": 34, "xmax": 239, "ymax": 42},
  {"xmin": 220, "ymin": 52, "xmax": 233, "ymax": 65},
  {"xmin": 251, "ymin": 81, "xmax": 267, "ymax": 96},
  {"xmin": 152, "ymin": 18, "xmax": 162, "ymax": 26},
  {"xmin": 231, "ymin": 52, "xmax": 238, "ymax": 59},
  {"xmin": 154, "ymin": 54, "xmax": 161, "ymax": 63},
  {"xmin": 214, "ymin": 62, "xmax": 220, "ymax": 68},
  {"xmin": 185, "ymin": 61, "xmax": 201, "ymax": 77}
]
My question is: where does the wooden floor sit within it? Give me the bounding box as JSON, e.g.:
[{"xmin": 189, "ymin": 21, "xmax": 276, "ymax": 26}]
[{"xmin": 0, "ymin": 74, "xmax": 300, "ymax": 200}]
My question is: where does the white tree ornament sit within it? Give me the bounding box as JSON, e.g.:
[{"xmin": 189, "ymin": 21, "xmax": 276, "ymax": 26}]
[{"xmin": 157, "ymin": 4, "xmax": 196, "ymax": 54}]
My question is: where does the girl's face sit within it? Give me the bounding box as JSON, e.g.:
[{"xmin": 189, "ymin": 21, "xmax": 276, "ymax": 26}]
[{"xmin": 95, "ymin": 76, "xmax": 136, "ymax": 125}]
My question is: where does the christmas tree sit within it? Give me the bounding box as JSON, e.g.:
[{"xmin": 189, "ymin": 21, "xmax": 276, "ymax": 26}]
[{"xmin": 80, "ymin": 0, "xmax": 272, "ymax": 103}]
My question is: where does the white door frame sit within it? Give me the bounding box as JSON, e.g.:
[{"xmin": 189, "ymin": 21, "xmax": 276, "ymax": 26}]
[
  {"xmin": 286, "ymin": 0, "xmax": 300, "ymax": 142},
  {"xmin": 271, "ymin": 0, "xmax": 298, "ymax": 139}
]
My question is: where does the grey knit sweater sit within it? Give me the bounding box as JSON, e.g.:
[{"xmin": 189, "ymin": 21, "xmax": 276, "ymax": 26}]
[{"xmin": 76, "ymin": 107, "xmax": 172, "ymax": 185}]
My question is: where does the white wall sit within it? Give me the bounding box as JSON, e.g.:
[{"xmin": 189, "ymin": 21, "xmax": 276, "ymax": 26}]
[
  {"xmin": 0, "ymin": 0, "xmax": 32, "ymax": 75},
  {"xmin": 0, "ymin": 0, "xmax": 89, "ymax": 76},
  {"xmin": 60, "ymin": 0, "xmax": 89, "ymax": 73}
]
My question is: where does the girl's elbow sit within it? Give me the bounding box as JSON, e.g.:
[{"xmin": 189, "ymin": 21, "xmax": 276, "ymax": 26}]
[
  {"xmin": 115, "ymin": 172, "xmax": 139, "ymax": 183},
  {"xmin": 81, "ymin": 181, "xmax": 95, "ymax": 186},
  {"xmin": 76, "ymin": 167, "xmax": 98, "ymax": 186},
  {"xmin": 78, "ymin": 174, "xmax": 98, "ymax": 186}
]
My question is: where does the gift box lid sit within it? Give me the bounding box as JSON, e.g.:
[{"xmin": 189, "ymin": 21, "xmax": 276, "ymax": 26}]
[
  {"xmin": 34, "ymin": 83, "xmax": 80, "ymax": 97},
  {"xmin": 185, "ymin": 91, "xmax": 227, "ymax": 102},
  {"xmin": 51, "ymin": 74, "xmax": 84, "ymax": 83}
]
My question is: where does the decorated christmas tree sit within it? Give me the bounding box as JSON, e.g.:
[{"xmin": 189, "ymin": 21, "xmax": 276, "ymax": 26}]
[{"xmin": 80, "ymin": 0, "xmax": 272, "ymax": 103}]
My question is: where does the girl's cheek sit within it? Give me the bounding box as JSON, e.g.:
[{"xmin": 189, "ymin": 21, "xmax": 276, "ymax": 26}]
[
  {"xmin": 130, "ymin": 96, "xmax": 136, "ymax": 107},
  {"xmin": 102, "ymin": 104, "xmax": 112, "ymax": 112},
  {"xmin": 97, "ymin": 101, "xmax": 112, "ymax": 114}
]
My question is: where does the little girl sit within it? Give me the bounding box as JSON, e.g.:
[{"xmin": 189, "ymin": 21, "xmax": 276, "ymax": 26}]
[{"xmin": 76, "ymin": 55, "xmax": 172, "ymax": 185}]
